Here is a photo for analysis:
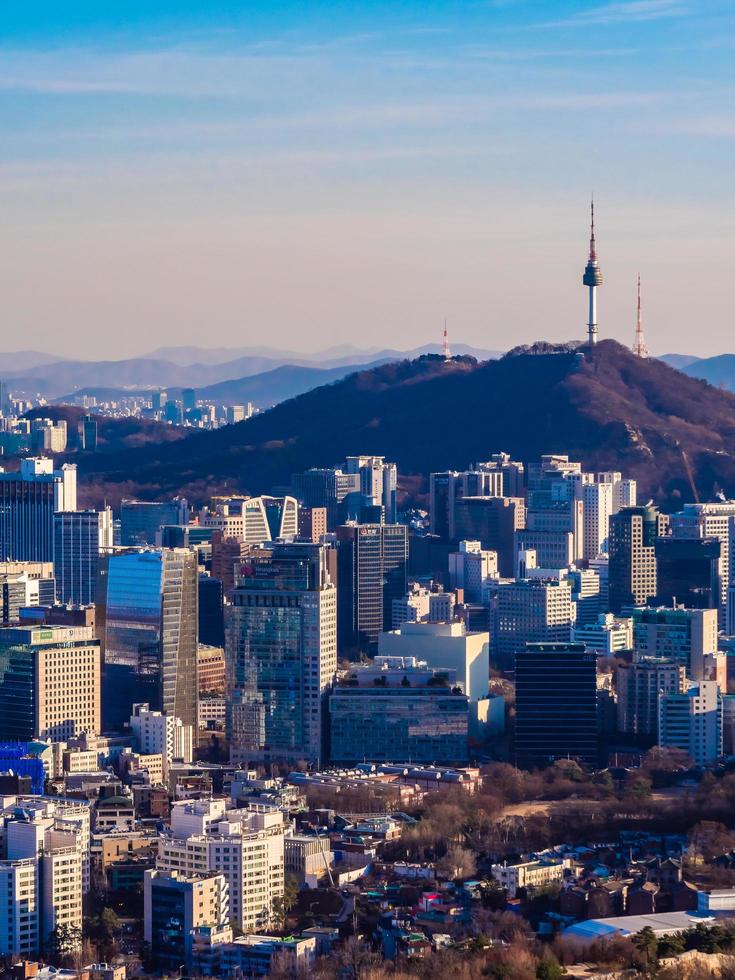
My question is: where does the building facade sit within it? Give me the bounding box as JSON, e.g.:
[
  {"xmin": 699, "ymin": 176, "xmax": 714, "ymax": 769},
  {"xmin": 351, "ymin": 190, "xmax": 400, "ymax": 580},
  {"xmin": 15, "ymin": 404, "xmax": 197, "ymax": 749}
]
[
  {"xmin": 515, "ymin": 642, "xmax": 598, "ymax": 769},
  {"xmin": 225, "ymin": 543, "xmax": 337, "ymax": 765},
  {"xmin": 99, "ymin": 548, "xmax": 198, "ymax": 732},
  {"xmin": 0, "ymin": 458, "xmax": 77, "ymax": 562},
  {"xmin": 0, "ymin": 625, "xmax": 101, "ymax": 741},
  {"xmin": 53, "ymin": 507, "xmax": 113, "ymax": 605},
  {"xmin": 336, "ymin": 523, "xmax": 408, "ymax": 652}
]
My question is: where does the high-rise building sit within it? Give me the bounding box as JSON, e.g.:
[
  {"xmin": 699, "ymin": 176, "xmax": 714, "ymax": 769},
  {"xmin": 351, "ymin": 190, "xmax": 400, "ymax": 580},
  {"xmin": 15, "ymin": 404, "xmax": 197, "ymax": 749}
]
[
  {"xmin": 391, "ymin": 583, "xmax": 431, "ymax": 628},
  {"xmin": 658, "ymin": 681, "xmax": 722, "ymax": 766},
  {"xmin": 448, "ymin": 540, "xmax": 498, "ymax": 603},
  {"xmin": 225, "ymin": 542, "xmax": 336, "ymax": 765},
  {"xmin": 668, "ymin": 502, "xmax": 735, "ymax": 629},
  {"xmin": 608, "ymin": 505, "xmax": 668, "ymax": 613},
  {"xmin": 210, "ymin": 533, "xmax": 253, "ymax": 596},
  {"xmin": 78, "ymin": 415, "xmax": 98, "ymax": 451},
  {"xmin": 430, "ymin": 456, "xmax": 525, "ymax": 540},
  {"xmin": 0, "ymin": 458, "xmax": 77, "ymax": 562},
  {"xmin": 99, "ymin": 548, "xmax": 198, "ymax": 732},
  {"xmin": 452, "ymin": 496, "xmax": 525, "ymax": 577},
  {"xmin": 655, "ymin": 536, "xmax": 721, "ymax": 610},
  {"xmin": 1, "ymin": 799, "xmax": 85, "ymax": 955},
  {"xmin": 120, "ymin": 498, "xmax": 188, "ymax": 547},
  {"xmin": 515, "ymin": 642, "xmax": 598, "ymax": 768},
  {"xmin": 202, "ymin": 496, "xmax": 298, "ymax": 543},
  {"xmin": 629, "ymin": 606, "xmax": 718, "ymax": 679},
  {"xmin": 182, "ymin": 388, "xmax": 196, "ymax": 413},
  {"xmin": 197, "ymin": 644, "xmax": 226, "ymax": 695},
  {"xmin": 617, "ymin": 657, "xmax": 686, "ymax": 739},
  {"xmin": 0, "ymin": 563, "xmax": 55, "ymax": 622},
  {"xmin": 198, "ymin": 574, "xmax": 225, "ymax": 647},
  {"xmin": 144, "ymin": 869, "xmax": 230, "ymax": 974},
  {"xmin": 131, "ymin": 702, "xmax": 194, "ymax": 770},
  {"xmin": 0, "ymin": 624, "xmax": 101, "ymax": 741},
  {"xmin": 344, "ymin": 456, "xmax": 398, "ymax": 524},
  {"xmin": 572, "ymin": 613, "xmax": 632, "ymax": 655},
  {"xmin": 291, "ymin": 468, "xmax": 361, "ymax": 531},
  {"xmin": 491, "ymin": 578, "xmax": 576, "ymax": 668},
  {"xmin": 53, "ymin": 507, "xmax": 113, "ymax": 605},
  {"xmin": 329, "ymin": 657, "xmax": 469, "ymax": 765},
  {"xmin": 157, "ymin": 800, "xmax": 285, "ymax": 932},
  {"xmin": 298, "ymin": 506, "xmax": 327, "ymax": 543},
  {"xmin": 429, "ymin": 470, "xmax": 460, "ymax": 538},
  {"xmin": 336, "ymin": 523, "xmax": 408, "ymax": 652}
]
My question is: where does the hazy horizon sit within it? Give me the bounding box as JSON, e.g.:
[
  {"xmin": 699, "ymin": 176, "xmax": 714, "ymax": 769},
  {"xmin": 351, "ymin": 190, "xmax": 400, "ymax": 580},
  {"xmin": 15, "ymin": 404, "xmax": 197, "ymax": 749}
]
[{"xmin": 1, "ymin": 1, "xmax": 733, "ymax": 359}]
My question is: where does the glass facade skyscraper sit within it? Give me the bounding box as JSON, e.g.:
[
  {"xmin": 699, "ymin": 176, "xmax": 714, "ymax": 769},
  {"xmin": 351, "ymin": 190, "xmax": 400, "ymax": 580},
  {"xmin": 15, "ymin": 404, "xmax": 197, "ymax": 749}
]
[
  {"xmin": 53, "ymin": 507, "xmax": 113, "ymax": 605},
  {"xmin": 99, "ymin": 548, "xmax": 198, "ymax": 731},
  {"xmin": 0, "ymin": 458, "xmax": 77, "ymax": 562},
  {"xmin": 225, "ymin": 542, "xmax": 336, "ymax": 766},
  {"xmin": 336, "ymin": 523, "xmax": 408, "ymax": 652}
]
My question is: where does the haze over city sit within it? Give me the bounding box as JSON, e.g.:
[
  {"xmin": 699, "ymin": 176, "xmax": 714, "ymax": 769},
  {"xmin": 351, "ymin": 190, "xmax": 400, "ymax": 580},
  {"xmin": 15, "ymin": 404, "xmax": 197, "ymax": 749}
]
[{"xmin": 1, "ymin": 0, "xmax": 734, "ymax": 359}]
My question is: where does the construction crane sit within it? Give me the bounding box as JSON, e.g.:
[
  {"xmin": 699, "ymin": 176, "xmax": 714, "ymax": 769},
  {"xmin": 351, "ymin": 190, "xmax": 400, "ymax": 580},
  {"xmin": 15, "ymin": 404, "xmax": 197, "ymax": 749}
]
[{"xmin": 678, "ymin": 442, "xmax": 700, "ymax": 504}]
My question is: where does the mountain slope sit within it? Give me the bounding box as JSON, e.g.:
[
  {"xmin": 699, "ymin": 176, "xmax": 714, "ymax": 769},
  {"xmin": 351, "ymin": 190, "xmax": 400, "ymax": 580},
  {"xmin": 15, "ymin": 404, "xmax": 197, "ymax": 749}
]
[
  {"xmin": 658, "ymin": 353, "xmax": 702, "ymax": 370},
  {"xmin": 75, "ymin": 341, "xmax": 735, "ymax": 508},
  {"xmin": 681, "ymin": 354, "xmax": 735, "ymax": 390}
]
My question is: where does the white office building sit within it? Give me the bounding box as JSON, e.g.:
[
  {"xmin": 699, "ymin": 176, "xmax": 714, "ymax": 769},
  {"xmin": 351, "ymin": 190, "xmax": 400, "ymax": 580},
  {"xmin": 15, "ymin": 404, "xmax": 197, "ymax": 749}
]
[
  {"xmin": 130, "ymin": 702, "xmax": 194, "ymax": 770},
  {"xmin": 449, "ymin": 540, "xmax": 498, "ymax": 603},
  {"xmin": 378, "ymin": 620, "xmax": 489, "ymax": 702},
  {"xmin": 573, "ymin": 613, "xmax": 633, "ymax": 655},
  {"xmin": 658, "ymin": 680, "xmax": 722, "ymax": 766},
  {"xmin": 157, "ymin": 800, "xmax": 285, "ymax": 932}
]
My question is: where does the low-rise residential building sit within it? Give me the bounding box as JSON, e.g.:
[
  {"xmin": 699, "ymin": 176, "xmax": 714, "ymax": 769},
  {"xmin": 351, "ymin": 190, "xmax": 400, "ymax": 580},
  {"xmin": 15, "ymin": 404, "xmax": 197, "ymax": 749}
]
[{"xmin": 490, "ymin": 857, "xmax": 572, "ymax": 898}]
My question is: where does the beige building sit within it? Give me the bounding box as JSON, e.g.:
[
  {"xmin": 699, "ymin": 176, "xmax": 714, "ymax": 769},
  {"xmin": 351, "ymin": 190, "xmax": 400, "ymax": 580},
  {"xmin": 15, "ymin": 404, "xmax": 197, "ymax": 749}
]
[
  {"xmin": 0, "ymin": 625, "xmax": 100, "ymax": 741},
  {"xmin": 285, "ymin": 834, "xmax": 334, "ymax": 885},
  {"xmin": 157, "ymin": 800, "xmax": 285, "ymax": 932},
  {"xmin": 197, "ymin": 644, "xmax": 226, "ymax": 695},
  {"xmin": 491, "ymin": 857, "xmax": 572, "ymax": 898}
]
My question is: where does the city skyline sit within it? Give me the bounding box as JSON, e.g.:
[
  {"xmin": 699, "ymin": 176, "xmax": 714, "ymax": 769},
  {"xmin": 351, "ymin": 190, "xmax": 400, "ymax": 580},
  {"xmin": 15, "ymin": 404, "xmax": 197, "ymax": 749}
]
[{"xmin": 1, "ymin": 1, "xmax": 733, "ymax": 358}]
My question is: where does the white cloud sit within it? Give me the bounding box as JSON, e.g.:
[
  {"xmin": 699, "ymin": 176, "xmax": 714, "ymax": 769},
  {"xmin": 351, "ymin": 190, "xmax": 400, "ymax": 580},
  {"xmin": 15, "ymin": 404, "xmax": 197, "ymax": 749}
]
[{"xmin": 545, "ymin": 0, "xmax": 689, "ymax": 27}]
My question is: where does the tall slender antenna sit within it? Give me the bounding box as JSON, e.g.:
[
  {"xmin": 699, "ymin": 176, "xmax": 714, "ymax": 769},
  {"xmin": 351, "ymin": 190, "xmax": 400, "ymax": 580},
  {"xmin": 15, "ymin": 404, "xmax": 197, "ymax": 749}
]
[{"xmin": 632, "ymin": 273, "xmax": 649, "ymax": 358}]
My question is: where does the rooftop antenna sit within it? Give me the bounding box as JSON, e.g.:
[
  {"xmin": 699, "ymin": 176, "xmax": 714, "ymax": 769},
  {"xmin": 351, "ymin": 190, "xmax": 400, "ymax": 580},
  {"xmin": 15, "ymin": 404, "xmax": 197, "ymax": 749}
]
[
  {"xmin": 632, "ymin": 274, "xmax": 649, "ymax": 358},
  {"xmin": 442, "ymin": 319, "xmax": 451, "ymax": 361}
]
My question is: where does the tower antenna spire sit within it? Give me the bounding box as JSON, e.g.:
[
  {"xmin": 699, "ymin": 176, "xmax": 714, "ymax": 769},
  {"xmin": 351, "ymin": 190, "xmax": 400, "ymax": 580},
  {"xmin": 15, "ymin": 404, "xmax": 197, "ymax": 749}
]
[
  {"xmin": 632, "ymin": 273, "xmax": 649, "ymax": 358},
  {"xmin": 442, "ymin": 318, "xmax": 451, "ymax": 361},
  {"xmin": 582, "ymin": 195, "xmax": 602, "ymax": 345},
  {"xmin": 589, "ymin": 195, "xmax": 596, "ymax": 261}
]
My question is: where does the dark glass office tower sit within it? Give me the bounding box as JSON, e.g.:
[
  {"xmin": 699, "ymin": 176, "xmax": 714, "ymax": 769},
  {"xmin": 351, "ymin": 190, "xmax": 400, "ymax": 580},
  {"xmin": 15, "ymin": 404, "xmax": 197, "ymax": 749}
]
[
  {"xmin": 655, "ymin": 536, "xmax": 721, "ymax": 609},
  {"xmin": 119, "ymin": 499, "xmax": 188, "ymax": 546},
  {"xmin": 198, "ymin": 574, "xmax": 224, "ymax": 647},
  {"xmin": 336, "ymin": 523, "xmax": 408, "ymax": 652},
  {"xmin": 515, "ymin": 642, "xmax": 599, "ymax": 769},
  {"xmin": 99, "ymin": 548, "xmax": 198, "ymax": 731}
]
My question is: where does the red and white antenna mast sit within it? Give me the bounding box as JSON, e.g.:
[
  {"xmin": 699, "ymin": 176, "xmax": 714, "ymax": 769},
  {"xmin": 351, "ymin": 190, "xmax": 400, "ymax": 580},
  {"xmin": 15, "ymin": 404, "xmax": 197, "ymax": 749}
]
[
  {"xmin": 442, "ymin": 319, "xmax": 451, "ymax": 361},
  {"xmin": 632, "ymin": 274, "xmax": 649, "ymax": 358}
]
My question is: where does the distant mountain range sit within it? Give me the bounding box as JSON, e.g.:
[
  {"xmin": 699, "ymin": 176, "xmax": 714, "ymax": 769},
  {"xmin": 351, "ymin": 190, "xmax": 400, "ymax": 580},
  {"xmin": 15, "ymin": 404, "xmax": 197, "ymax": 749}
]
[
  {"xmin": 74, "ymin": 341, "xmax": 735, "ymax": 508},
  {"xmin": 0, "ymin": 343, "xmax": 501, "ymax": 401}
]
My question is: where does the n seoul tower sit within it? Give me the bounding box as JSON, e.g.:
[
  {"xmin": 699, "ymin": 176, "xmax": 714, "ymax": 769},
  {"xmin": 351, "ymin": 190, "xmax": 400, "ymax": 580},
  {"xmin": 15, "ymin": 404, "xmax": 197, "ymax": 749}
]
[{"xmin": 582, "ymin": 198, "xmax": 603, "ymax": 345}]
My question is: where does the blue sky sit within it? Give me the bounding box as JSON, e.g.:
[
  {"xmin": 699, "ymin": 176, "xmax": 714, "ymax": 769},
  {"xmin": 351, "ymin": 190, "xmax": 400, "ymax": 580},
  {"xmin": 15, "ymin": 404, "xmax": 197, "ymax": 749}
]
[{"xmin": 1, "ymin": 0, "xmax": 733, "ymax": 358}]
